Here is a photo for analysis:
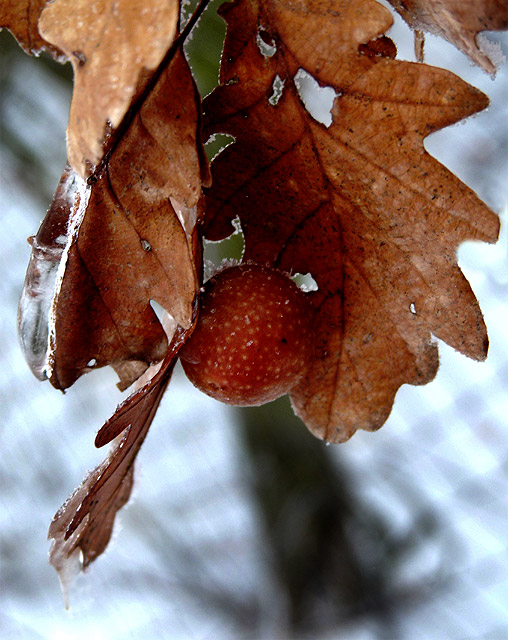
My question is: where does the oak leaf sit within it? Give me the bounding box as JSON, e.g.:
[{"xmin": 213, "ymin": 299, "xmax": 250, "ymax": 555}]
[
  {"xmin": 11, "ymin": 0, "xmax": 504, "ymax": 586},
  {"xmin": 202, "ymin": 0, "xmax": 500, "ymax": 442},
  {"xmin": 15, "ymin": 0, "xmax": 211, "ymax": 588},
  {"xmin": 387, "ymin": 0, "xmax": 508, "ymax": 74},
  {"xmin": 48, "ymin": 327, "xmax": 189, "ymax": 595},
  {"xmin": 18, "ymin": 48, "xmax": 206, "ymax": 392},
  {"xmin": 38, "ymin": 0, "xmax": 180, "ymax": 177},
  {"xmin": 33, "ymin": 41, "xmax": 207, "ymax": 580},
  {"xmin": 0, "ymin": 0, "xmax": 63, "ymax": 58}
]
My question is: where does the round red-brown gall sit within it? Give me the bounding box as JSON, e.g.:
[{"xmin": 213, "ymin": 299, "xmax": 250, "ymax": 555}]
[{"xmin": 179, "ymin": 263, "xmax": 315, "ymax": 406}]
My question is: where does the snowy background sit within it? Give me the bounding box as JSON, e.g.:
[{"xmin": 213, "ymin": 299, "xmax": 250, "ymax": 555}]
[{"xmin": 1, "ymin": 5, "xmax": 508, "ymax": 640}]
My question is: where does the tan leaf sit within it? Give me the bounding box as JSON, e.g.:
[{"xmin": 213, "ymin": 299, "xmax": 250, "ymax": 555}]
[
  {"xmin": 387, "ymin": 0, "xmax": 508, "ymax": 74},
  {"xmin": 0, "ymin": 0, "xmax": 63, "ymax": 57},
  {"xmin": 202, "ymin": 0, "xmax": 500, "ymax": 442},
  {"xmin": 38, "ymin": 0, "xmax": 179, "ymax": 177},
  {"xmin": 18, "ymin": 49, "xmax": 206, "ymax": 392}
]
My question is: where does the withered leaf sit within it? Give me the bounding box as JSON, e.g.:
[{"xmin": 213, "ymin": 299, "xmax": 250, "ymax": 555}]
[
  {"xmin": 38, "ymin": 0, "xmax": 179, "ymax": 177},
  {"xmin": 0, "ymin": 0, "xmax": 63, "ymax": 58},
  {"xmin": 48, "ymin": 327, "xmax": 189, "ymax": 585},
  {"xmin": 19, "ymin": 49, "xmax": 206, "ymax": 392},
  {"xmin": 387, "ymin": 0, "xmax": 508, "ymax": 74},
  {"xmin": 43, "ymin": 41, "xmax": 206, "ymax": 579},
  {"xmin": 203, "ymin": 0, "xmax": 500, "ymax": 442}
]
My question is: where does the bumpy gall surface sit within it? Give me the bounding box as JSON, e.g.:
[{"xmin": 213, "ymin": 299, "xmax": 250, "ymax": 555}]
[{"xmin": 179, "ymin": 263, "xmax": 315, "ymax": 406}]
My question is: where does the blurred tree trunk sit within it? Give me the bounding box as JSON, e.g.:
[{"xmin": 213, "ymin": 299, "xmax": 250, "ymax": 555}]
[{"xmin": 238, "ymin": 398, "xmax": 404, "ymax": 636}]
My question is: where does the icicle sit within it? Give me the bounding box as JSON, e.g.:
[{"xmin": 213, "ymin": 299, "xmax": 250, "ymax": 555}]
[{"xmin": 17, "ymin": 167, "xmax": 90, "ymax": 381}]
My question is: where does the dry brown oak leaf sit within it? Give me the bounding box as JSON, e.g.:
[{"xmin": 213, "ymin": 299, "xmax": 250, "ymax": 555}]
[
  {"xmin": 19, "ymin": 48, "xmax": 207, "ymax": 393},
  {"xmin": 388, "ymin": 0, "xmax": 508, "ymax": 75},
  {"xmin": 37, "ymin": 48, "xmax": 206, "ymax": 582},
  {"xmin": 48, "ymin": 327, "xmax": 190, "ymax": 591},
  {"xmin": 38, "ymin": 0, "xmax": 179, "ymax": 177},
  {"xmin": 0, "ymin": 0, "xmax": 62, "ymax": 58},
  {"xmin": 202, "ymin": 0, "xmax": 500, "ymax": 443}
]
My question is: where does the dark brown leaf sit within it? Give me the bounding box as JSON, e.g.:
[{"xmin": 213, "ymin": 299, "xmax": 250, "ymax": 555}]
[
  {"xmin": 202, "ymin": 0, "xmax": 500, "ymax": 442},
  {"xmin": 48, "ymin": 326, "xmax": 191, "ymax": 589}
]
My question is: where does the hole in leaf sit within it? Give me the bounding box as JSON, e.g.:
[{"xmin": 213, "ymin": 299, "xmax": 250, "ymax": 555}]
[
  {"xmin": 294, "ymin": 69, "xmax": 337, "ymax": 127},
  {"xmin": 150, "ymin": 299, "xmax": 168, "ymax": 324},
  {"xmin": 181, "ymin": 0, "xmax": 227, "ymax": 98},
  {"xmin": 256, "ymin": 29, "xmax": 277, "ymax": 57},
  {"xmin": 150, "ymin": 300, "xmax": 177, "ymax": 342},
  {"xmin": 409, "ymin": 302, "xmax": 417, "ymax": 315},
  {"xmin": 292, "ymin": 272, "xmax": 319, "ymax": 292},
  {"xmin": 203, "ymin": 216, "xmax": 245, "ymax": 278},
  {"xmin": 205, "ymin": 133, "xmax": 235, "ymax": 161},
  {"xmin": 268, "ymin": 75, "xmax": 285, "ymax": 106}
]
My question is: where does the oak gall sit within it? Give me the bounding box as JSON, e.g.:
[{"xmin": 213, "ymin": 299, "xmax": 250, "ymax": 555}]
[{"xmin": 180, "ymin": 263, "xmax": 315, "ymax": 406}]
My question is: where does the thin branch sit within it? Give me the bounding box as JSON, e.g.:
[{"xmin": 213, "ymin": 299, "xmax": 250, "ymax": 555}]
[{"xmin": 88, "ymin": 0, "xmax": 213, "ymax": 184}]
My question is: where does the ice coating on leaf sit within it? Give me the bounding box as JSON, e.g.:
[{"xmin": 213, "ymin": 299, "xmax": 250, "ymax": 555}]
[
  {"xmin": 37, "ymin": 50, "xmax": 205, "ymax": 392},
  {"xmin": 17, "ymin": 168, "xmax": 90, "ymax": 381},
  {"xmin": 476, "ymin": 33, "xmax": 506, "ymax": 71},
  {"xmin": 54, "ymin": 546, "xmax": 83, "ymax": 609},
  {"xmin": 18, "ymin": 242, "xmax": 63, "ymax": 380}
]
